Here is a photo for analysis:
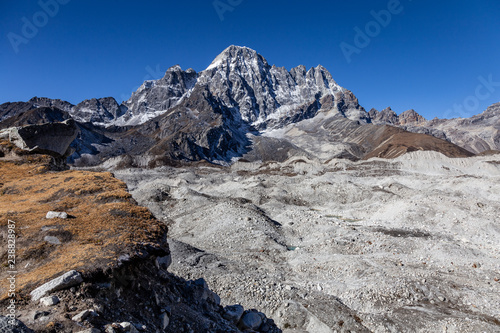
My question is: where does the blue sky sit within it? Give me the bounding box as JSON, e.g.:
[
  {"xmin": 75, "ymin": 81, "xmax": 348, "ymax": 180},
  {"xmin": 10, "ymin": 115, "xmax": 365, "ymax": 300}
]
[{"xmin": 1, "ymin": 0, "xmax": 499, "ymax": 120}]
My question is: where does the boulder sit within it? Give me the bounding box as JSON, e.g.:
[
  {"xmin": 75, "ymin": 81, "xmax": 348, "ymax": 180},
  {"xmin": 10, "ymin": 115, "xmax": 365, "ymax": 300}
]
[
  {"xmin": 43, "ymin": 236, "xmax": 61, "ymax": 245},
  {"xmin": 155, "ymin": 254, "xmax": 172, "ymax": 271},
  {"xmin": 222, "ymin": 304, "xmax": 244, "ymax": 324},
  {"xmin": 119, "ymin": 322, "xmax": 139, "ymax": 333},
  {"xmin": 160, "ymin": 313, "xmax": 170, "ymax": 330},
  {"xmin": 239, "ymin": 311, "xmax": 263, "ymax": 330},
  {"xmin": 6, "ymin": 119, "xmax": 78, "ymax": 156},
  {"xmin": 39, "ymin": 295, "xmax": 60, "ymax": 306},
  {"xmin": 72, "ymin": 309, "xmax": 92, "ymax": 322},
  {"xmin": 30, "ymin": 270, "xmax": 83, "ymax": 301},
  {"xmin": 46, "ymin": 211, "xmax": 68, "ymax": 219}
]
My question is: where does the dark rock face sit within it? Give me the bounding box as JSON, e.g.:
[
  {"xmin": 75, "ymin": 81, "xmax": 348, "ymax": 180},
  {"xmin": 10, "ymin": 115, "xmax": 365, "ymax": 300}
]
[
  {"xmin": 0, "ymin": 107, "xmax": 71, "ymax": 128},
  {"xmin": 5, "ymin": 119, "xmax": 79, "ymax": 156},
  {"xmin": 0, "ymin": 97, "xmax": 73, "ymax": 123},
  {"xmin": 369, "ymin": 107, "xmax": 399, "ymax": 125},
  {"xmin": 0, "ymin": 101, "xmax": 37, "ymax": 122},
  {"xmin": 28, "ymin": 96, "xmax": 74, "ymax": 112},
  {"xmin": 72, "ymin": 97, "xmax": 126, "ymax": 123},
  {"xmin": 133, "ymin": 85, "xmax": 251, "ymax": 163},
  {"xmin": 119, "ymin": 65, "xmax": 197, "ymax": 125}
]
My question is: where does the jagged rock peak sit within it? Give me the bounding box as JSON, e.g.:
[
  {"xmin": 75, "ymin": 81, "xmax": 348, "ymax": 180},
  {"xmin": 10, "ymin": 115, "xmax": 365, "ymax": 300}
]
[
  {"xmin": 29, "ymin": 96, "xmax": 74, "ymax": 112},
  {"xmin": 484, "ymin": 102, "xmax": 500, "ymax": 114},
  {"xmin": 72, "ymin": 97, "xmax": 125, "ymax": 123},
  {"xmin": 205, "ymin": 45, "xmax": 268, "ymax": 71},
  {"xmin": 369, "ymin": 107, "xmax": 398, "ymax": 124},
  {"xmin": 399, "ymin": 109, "xmax": 426, "ymax": 125},
  {"xmin": 167, "ymin": 64, "xmax": 183, "ymax": 72}
]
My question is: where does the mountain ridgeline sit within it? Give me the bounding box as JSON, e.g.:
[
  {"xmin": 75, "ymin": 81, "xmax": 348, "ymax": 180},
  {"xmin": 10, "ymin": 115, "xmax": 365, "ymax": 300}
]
[{"xmin": 0, "ymin": 45, "xmax": 498, "ymax": 166}]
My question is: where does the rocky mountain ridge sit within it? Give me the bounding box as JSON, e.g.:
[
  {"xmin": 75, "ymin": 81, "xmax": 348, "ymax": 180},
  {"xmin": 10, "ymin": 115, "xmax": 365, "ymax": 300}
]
[
  {"xmin": 368, "ymin": 103, "xmax": 500, "ymax": 154},
  {"xmin": 0, "ymin": 45, "xmax": 498, "ymax": 165}
]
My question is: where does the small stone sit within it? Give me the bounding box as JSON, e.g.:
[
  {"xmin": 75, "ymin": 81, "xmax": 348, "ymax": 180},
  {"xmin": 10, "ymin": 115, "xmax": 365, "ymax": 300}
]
[
  {"xmin": 104, "ymin": 325, "xmax": 116, "ymax": 333},
  {"xmin": 119, "ymin": 322, "xmax": 139, "ymax": 333},
  {"xmin": 160, "ymin": 313, "xmax": 169, "ymax": 330},
  {"xmin": 44, "ymin": 236, "xmax": 61, "ymax": 245},
  {"xmin": 40, "ymin": 296, "xmax": 60, "ymax": 306},
  {"xmin": 438, "ymin": 296, "xmax": 446, "ymax": 302},
  {"xmin": 223, "ymin": 304, "xmax": 244, "ymax": 324},
  {"xmin": 155, "ymin": 254, "xmax": 172, "ymax": 271},
  {"xmin": 77, "ymin": 329, "xmax": 101, "ymax": 333},
  {"xmin": 72, "ymin": 309, "xmax": 91, "ymax": 322},
  {"xmin": 41, "ymin": 226, "xmax": 58, "ymax": 231},
  {"xmin": 46, "ymin": 211, "xmax": 68, "ymax": 219},
  {"xmin": 239, "ymin": 312, "xmax": 263, "ymax": 330}
]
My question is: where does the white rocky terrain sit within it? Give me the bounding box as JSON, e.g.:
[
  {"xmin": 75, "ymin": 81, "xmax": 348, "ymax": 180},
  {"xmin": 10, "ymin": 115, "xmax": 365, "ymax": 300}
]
[{"xmin": 114, "ymin": 151, "xmax": 500, "ymax": 332}]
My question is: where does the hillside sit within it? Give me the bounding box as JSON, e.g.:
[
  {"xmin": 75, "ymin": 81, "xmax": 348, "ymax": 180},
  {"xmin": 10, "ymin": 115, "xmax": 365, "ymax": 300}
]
[{"xmin": 0, "ymin": 141, "xmax": 280, "ymax": 333}]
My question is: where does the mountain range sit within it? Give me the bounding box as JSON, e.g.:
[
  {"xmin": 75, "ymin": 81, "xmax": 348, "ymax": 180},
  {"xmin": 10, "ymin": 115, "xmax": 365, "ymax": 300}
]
[{"xmin": 1, "ymin": 45, "xmax": 498, "ymax": 166}]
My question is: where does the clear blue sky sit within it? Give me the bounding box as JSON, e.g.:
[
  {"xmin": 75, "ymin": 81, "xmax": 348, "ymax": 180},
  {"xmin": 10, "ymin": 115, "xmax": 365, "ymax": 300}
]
[{"xmin": 1, "ymin": 0, "xmax": 500, "ymax": 120}]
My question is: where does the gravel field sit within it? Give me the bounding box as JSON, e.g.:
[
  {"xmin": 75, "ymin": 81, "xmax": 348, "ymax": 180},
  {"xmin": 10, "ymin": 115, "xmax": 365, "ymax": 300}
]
[{"xmin": 115, "ymin": 151, "xmax": 500, "ymax": 332}]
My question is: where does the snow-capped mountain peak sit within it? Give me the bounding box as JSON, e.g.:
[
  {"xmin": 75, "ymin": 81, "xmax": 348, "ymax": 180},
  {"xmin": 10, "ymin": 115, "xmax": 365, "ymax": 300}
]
[{"xmin": 85, "ymin": 45, "xmax": 367, "ymax": 128}]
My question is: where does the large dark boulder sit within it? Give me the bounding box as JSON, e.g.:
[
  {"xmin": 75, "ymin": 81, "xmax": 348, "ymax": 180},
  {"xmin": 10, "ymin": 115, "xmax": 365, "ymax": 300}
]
[{"xmin": 1, "ymin": 119, "xmax": 79, "ymax": 157}]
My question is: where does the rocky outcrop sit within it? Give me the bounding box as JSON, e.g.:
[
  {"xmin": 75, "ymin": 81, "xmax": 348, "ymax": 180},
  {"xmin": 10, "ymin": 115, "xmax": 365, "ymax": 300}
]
[
  {"xmin": 369, "ymin": 107, "xmax": 398, "ymax": 124},
  {"xmin": 0, "ymin": 119, "xmax": 79, "ymax": 156},
  {"xmin": 28, "ymin": 97, "xmax": 74, "ymax": 113},
  {"xmin": 269, "ymin": 114, "xmax": 474, "ymax": 162},
  {"xmin": 371, "ymin": 103, "xmax": 500, "ymax": 154},
  {"xmin": 421, "ymin": 102, "xmax": 500, "ymax": 153},
  {"xmin": 0, "ymin": 106, "xmax": 71, "ymax": 128},
  {"xmin": 119, "ymin": 66, "xmax": 197, "ymax": 126},
  {"xmin": 368, "ymin": 107, "xmax": 427, "ymax": 126},
  {"xmin": 399, "ymin": 109, "xmax": 426, "ymax": 125},
  {"xmin": 72, "ymin": 97, "xmax": 126, "ymax": 124}
]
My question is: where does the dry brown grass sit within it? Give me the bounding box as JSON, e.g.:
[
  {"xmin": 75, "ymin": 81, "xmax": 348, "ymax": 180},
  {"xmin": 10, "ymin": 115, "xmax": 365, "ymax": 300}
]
[{"xmin": 0, "ymin": 147, "xmax": 167, "ymax": 301}]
